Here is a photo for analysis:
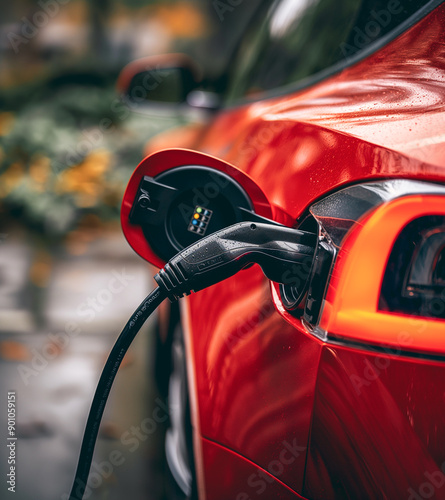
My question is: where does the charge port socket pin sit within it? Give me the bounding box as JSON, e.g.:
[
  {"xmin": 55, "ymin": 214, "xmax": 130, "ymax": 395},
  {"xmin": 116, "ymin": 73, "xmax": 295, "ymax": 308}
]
[{"xmin": 137, "ymin": 192, "xmax": 151, "ymax": 209}]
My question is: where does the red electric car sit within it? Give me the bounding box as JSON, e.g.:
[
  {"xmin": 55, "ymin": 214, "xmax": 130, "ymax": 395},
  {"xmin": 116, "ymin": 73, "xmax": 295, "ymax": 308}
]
[{"xmin": 119, "ymin": 0, "xmax": 445, "ymax": 498}]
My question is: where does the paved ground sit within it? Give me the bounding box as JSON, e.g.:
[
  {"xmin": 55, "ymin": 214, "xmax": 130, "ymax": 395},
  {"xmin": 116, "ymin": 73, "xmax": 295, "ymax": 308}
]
[{"xmin": 0, "ymin": 229, "xmax": 168, "ymax": 500}]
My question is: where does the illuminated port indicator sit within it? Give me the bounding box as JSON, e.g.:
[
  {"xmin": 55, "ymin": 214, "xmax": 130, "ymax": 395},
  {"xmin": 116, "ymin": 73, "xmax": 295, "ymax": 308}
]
[{"xmin": 188, "ymin": 206, "xmax": 213, "ymax": 236}]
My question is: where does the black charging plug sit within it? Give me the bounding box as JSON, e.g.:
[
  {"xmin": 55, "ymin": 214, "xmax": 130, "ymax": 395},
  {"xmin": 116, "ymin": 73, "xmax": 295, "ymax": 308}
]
[
  {"xmin": 69, "ymin": 221, "xmax": 317, "ymax": 500},
  {"xmin": 154, "ymin": 221, "xmax": 317, "ymax": 301}
]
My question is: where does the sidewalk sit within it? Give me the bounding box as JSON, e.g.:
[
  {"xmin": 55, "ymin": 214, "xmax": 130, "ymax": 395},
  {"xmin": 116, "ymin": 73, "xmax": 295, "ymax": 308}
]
[{"xmin": 0, "ymin": 229, "xmax": 168, "ymax": 500}]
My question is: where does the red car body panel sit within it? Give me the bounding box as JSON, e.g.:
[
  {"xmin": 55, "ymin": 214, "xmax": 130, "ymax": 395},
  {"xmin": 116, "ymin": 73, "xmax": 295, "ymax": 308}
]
[
  {"xmin": 196, "ymin": 6, "xmax": 445, "ymax": 221},
  {"xmin": 180, "ymin": 5, "xmax": 445, "ymax": 499},
  {"xmin": 304, "ymin": 345, "xmax": 445, "ymax": 499},
  {"xmin": 183, "ymin": 266, "xmax": 323, "ymax": 495},
  {"xmin": 201, "ymin": 437, "xmax": 306, "ymax": 500},
  {"xmin": 124, "ymin": 4, "xmax": 445, "ymax": 499}
]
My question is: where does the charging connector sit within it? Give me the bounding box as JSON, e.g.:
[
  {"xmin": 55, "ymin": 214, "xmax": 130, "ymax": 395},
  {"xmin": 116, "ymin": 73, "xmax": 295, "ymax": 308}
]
[
  {"xmin": 69, "ymin": 221, "xmax": 316, "ymax": 500},
  {"xmin": 155, "ymin": 221, "xmax": 317, "ymax": 300}
]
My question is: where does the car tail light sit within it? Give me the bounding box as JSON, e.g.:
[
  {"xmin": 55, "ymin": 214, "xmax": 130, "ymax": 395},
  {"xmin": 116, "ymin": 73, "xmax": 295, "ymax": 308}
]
[
  {"xmin": 279, "ymin": 180, "xmax": 445, "ymax": 355},
  {"xmin": 380, "ymin": 215, "xmax": 445, "ymax": 319}
]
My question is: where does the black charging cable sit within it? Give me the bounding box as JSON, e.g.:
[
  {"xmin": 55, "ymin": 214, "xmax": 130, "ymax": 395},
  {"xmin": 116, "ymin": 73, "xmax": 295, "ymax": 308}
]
[
  {"xmin": 69, "ymin": 221, "xmax": 316, "ymax": 500},
  {"xmin": 69, "ymin": 287, "xmax": 165, "ymax": 500}
]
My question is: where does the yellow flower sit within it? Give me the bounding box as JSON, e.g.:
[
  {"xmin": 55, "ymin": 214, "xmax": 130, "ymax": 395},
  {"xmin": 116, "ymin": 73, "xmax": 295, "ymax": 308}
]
[
  {"xmin": 0, "ymin": 112, "xmax": 14, "ymax": 136},
  {"xmin": 56, "ymin": 149, "xmax": 112, "ymax": 203},
  {"xmin": 29, "ymin": 155, "xmax": 51, "ymax": 186},
  {"xmin": 0, "ymin": 162, "xmax": 25, "ymax": 197},
  {"xmin": 155, "ymin": 2, "xmax": 207, "ymax": 38}
]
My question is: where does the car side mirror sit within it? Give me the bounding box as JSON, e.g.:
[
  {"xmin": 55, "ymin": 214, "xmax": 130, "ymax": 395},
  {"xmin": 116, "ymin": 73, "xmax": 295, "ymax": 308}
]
[{"xmin": 117, "ymin": 54, "xmax": 219, "ymax": 113}]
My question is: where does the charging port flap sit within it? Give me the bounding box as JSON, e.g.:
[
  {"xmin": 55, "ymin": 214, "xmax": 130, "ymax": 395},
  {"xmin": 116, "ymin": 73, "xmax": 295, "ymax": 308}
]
[{"xmin": 121, "ymin": 149, "xmax": 278, "ymax": 266}]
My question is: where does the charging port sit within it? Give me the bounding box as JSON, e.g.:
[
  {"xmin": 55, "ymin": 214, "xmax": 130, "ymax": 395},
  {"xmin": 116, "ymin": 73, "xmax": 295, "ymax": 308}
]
[{"xmin": 129, "ymin": 165, "xmax": 281, "ymax": 262}]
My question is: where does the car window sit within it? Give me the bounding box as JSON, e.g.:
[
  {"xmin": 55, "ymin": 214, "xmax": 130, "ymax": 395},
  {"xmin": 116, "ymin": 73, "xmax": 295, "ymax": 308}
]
[{"xmin": 225, "ymin": 0, "xmax": 433, "ymax": 103}]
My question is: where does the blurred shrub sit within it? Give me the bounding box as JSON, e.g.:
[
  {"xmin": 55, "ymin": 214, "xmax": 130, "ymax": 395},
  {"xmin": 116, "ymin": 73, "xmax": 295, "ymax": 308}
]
[
  {"xmin": 0, "ymin": 0, "xmax": 218, "ymax": 247},
  {"xmin": 0, "ymin": 77, "xmax": 179, "ymax": 243}
]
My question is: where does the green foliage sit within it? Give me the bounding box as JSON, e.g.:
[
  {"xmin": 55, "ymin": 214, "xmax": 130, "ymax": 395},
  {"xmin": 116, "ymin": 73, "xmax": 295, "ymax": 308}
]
[{"xmin": 0, "ymin": 76, "xmax": 179, "ymax": 242}]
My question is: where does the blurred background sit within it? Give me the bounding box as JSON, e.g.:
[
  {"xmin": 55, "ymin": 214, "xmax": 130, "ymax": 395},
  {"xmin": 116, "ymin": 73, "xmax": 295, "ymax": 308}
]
[{"xmin": 0, "ymin": 1, "xmax": 261, "ymax": 498}]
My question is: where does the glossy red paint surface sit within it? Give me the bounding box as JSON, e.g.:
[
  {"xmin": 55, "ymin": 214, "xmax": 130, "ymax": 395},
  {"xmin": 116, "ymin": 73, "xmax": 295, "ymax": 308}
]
[
  {"xmin": 122, "ymin": 4, "xmax": 445, "ymax": 499},
  {"xmin": 200, "ymin": 437, "xmax": 305, "ymax": 500},
  {"xmin": 304, "ymin": 345, "xmax": 445, "ymax": 500},
  {"xmin": 185, "ymin": 266, "xmax": 322, "ymax": 495},
  {"xmin": 177, "ymin": 6, "xmax": 445, "ymax": 499},
  {"xmin": 196, "ymin": 5, "xmax": 445, "ymax": 222}
]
